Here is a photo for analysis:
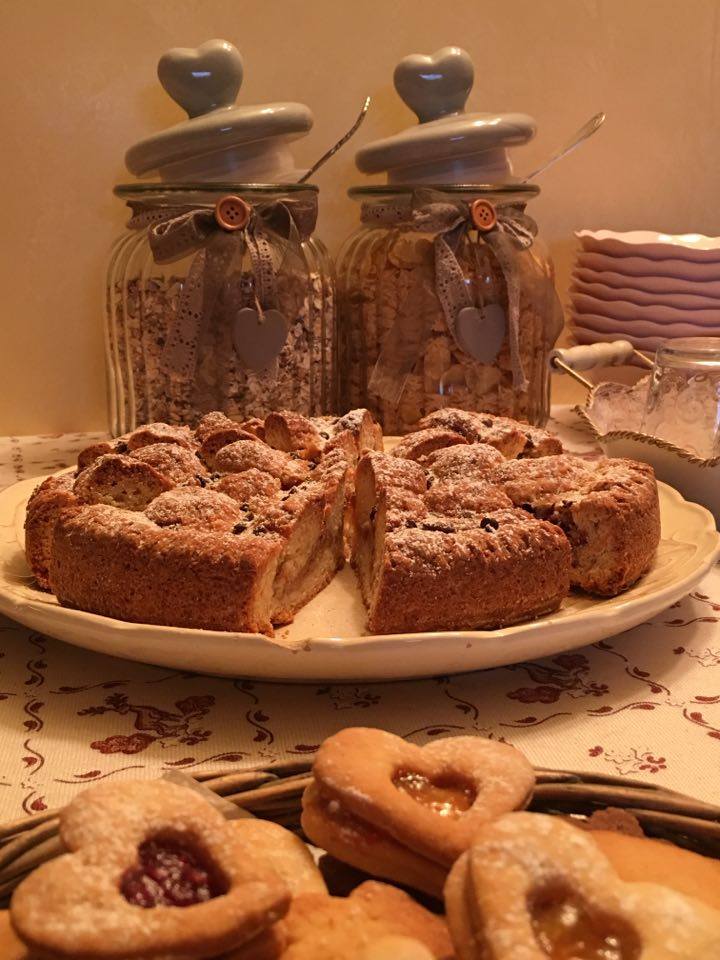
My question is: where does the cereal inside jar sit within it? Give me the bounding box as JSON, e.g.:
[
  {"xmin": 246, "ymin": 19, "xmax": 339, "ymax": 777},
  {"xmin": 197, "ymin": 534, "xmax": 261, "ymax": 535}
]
[
  {"xmin": 337, "ymin": 46, "xmax": 564, "ymax": 432},
  {"xmin": 107, "ymin": 39, "xmax": 334, "ymax": 435}
]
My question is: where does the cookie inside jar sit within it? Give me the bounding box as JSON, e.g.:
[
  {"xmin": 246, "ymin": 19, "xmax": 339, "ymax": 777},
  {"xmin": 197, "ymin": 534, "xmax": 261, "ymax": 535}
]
[
  {"xmin": 528, "ymin": 883, "xmax": 641, "ymax": 960},
  {"xmin": 337, "ymin": 46, "xmax": 564, "ymax": 433}
]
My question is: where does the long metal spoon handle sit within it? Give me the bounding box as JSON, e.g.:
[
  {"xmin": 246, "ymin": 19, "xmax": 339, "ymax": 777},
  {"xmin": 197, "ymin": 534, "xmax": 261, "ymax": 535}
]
[
  {"xmin": 298, "ymin": 96, "xmax": 372, "ymax": 184},
  {"xmin": 523, "ymin": 111, "xmax": 606, "ymax": 182}
]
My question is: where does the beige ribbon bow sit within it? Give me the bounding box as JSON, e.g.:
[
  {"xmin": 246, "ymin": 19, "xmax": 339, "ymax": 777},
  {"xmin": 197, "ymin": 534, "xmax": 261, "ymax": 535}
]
[
  {"xmin": 361, "ymin": 191, "xmax": 543, "ymax": 405},
  {"xmin": 127, "ymin": 197, "xmax": 317, "ymax": 421}
]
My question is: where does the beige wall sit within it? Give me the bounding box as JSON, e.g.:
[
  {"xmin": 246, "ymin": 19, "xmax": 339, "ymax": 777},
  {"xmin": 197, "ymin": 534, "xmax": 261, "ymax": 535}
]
[{"xmin": 2, "ymin": 0, "xmax": 718, "ymax": 434}]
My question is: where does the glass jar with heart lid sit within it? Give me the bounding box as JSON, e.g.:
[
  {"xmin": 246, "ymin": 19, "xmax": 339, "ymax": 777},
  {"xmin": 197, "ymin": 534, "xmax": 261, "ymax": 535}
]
[
  {"xmin": 107, "ymin": 39, "xmax": 334, "ymax": 434},
  {"xmin": 336, "ymin": 46, "xmax": 564, "ymax": 432}
]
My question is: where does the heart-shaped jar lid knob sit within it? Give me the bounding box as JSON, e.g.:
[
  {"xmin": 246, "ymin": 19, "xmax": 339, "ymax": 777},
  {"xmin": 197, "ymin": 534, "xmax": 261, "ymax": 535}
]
[
  {"xmin": 355, "ymin": 46, "xmax": 536, "ymax": 185},
  {"xmin": 158, "ymin": 39, "xmax": 244, "ymax": 119},
  {"xmin": 394, "ymin": 46, "xmax": 473, "ymax": 124},
  {"xmin": 124, "ymin": 38, "xmax": 313, "ymax": 183}
]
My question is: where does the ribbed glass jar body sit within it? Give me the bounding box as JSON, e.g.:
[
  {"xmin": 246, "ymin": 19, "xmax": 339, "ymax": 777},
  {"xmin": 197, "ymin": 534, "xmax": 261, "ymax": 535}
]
[
  {"xmin": 336, "ymin": 185, "xmax": 562, "ymax": 432},
  {"xmin": 106, "ymin": 183, "xmax": 334, "ymax": 435}
]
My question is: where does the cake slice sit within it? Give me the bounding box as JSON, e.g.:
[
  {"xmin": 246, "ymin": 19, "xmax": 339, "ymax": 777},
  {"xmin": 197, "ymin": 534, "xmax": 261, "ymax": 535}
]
[
  {"xmin": 24, "ymin": 474, "xmax": 78, "ymax": 590},
  {"xmin": 49, "ymin": 451, "xmax": 349, "ymax": 635},
  {"xmin": 352, "ymin": 453, "xmax": 428, "ymax": 608},
  {"xmin": 263, "ymin": 449, "xmax": 349, "ymax": 625},
  {"xmin": 352, "ymin": 452, "xmax": 571, "ymax": 634},
  {"xmin": 30, "ymin": 410, "xmax": 352, "ymax": 635},
  {"xmin": 488, "ymin": 455, "xmax": 661, "ymax": 596}
]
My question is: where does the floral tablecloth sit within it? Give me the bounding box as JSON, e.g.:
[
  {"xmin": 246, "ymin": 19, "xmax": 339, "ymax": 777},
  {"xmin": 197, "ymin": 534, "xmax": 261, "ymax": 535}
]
[{"xmin": 0, "ymin": 410, "xmax": 718, "ymax": 819}]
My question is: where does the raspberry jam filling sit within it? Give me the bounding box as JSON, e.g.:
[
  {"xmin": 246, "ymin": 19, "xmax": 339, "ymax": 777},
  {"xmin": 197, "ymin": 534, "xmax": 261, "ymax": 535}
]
[
  {"xmin": 393, "ymin": 770, "xmax": 475, "ymax": 818},
  {"xmin": 120, "ymin": 838, "xmax": 226, "ymax": 908}
]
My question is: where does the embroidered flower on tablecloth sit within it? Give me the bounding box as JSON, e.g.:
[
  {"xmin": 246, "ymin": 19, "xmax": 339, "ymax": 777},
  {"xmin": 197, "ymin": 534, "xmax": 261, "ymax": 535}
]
[
  {"xmin": 601, "ymin": 748, "xmax": 668, "ymax": 776},
  {"xmin": 91, "ymin": 733, "xmax": 155, "ymax": 755},
  {"xmin": 505, "ymin": 654, "xmax": 609, "ymax": 704},
  {"xmin": 315, "ymin": 686, "xmax": 382, "ymax": 709},
  {"xmin": 78, "ymin": 693, "xmax": 215, "ymax": 754},
  {"xmin": 638, "ymin": 754, "xmax": 667, "ymax": 773},
  {"xmin": 553, "ymin": 654, "xmax": 588, "ymax": 671},
  {"xmin": 673, "ymin": 646, "xmax": 720, "ymax": 667}
]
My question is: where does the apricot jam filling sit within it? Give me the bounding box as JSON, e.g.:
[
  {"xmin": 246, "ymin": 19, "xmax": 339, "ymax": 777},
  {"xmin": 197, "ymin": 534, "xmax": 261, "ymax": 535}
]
[
  {"xmin": 392, "ymin": 770, "xmax": 475, "ymax": 818},
  {"xmin": 530, "ymin": 887, "xmax": 641, "ymax": 960}
]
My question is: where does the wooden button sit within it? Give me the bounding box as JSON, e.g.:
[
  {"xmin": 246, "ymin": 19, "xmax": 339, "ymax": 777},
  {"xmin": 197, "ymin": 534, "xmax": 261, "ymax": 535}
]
[
  {"xmin": 470, "ymin": 199, "xmax": 497, "ymax": 232},
  {"xmin": 214, "ymin": 195, "xmax": 251, "ymax": 231}
]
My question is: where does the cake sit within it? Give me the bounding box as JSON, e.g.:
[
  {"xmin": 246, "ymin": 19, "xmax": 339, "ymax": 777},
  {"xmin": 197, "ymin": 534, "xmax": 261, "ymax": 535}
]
[
  {"xmin": 25, "ymin": 410, "xmax": 383, "ymax": 636},
  {"xmin": 25, "ymin": 408, "xmax": 661, "ymax": 636}
]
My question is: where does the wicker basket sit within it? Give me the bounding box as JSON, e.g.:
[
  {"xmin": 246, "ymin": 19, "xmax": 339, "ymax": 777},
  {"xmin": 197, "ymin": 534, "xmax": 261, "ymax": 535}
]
[{"xmin": 0, "ymin": 762, "xmax": 718, "ymax": 905}]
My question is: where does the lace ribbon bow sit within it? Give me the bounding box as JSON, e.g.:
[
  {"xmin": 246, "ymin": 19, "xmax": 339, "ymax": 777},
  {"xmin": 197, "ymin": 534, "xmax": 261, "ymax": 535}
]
[
  {"xmin": 360, "ymin": 191, "xmax": 539, "ymax": 404},
  {"xmin": 127, "ymin": 197, "xmax": 317, "ymax": 414}
]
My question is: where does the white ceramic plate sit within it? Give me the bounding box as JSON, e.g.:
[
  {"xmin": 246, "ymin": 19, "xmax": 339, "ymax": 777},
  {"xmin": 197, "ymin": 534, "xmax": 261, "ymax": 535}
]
[
  {"xmin": 1, "ymin": 476, "xmax": 717, "ymax": 682},
  {"xmin": 570, "ymin": 292, "xmax": 720, "ymax": 327},
  {"xmin": 576, "ymin": 229, "xmax": 720, "ymax": 263},
  {"xmin": 570, "ymin": 311, "xmax": 720, "ymax": 342},
  {"xmin": 577, "ymin": 251, "xmax": 720, "ymax": 282},
  {"xmin": 571, "ymin": 277, "xmax": 720, "ymax": 311},
  {"xmin": 574, "ymin": 266, "xmax": 720, "ymax": 299}
]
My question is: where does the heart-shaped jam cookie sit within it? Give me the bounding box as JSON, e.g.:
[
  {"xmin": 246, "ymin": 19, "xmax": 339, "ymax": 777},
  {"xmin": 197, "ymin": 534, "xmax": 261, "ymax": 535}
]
[
  {"xmin": 444, "ymin": 812, "xmax": 720, "ymax": 960},
  {"xmin": 301, "ymin": 728, "xmax": 534, "ymax": 897},
  {"xmin": 10, "ymin": 780, "xmax": 289, "ymax": 960},
  {"xmin": 302, "ymin": 780, "xmax": 449, "ymax": 899}
]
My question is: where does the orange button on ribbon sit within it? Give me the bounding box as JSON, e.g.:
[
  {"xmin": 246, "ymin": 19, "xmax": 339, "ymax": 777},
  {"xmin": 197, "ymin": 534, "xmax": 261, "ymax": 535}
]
[
  {"xmin": 470, "ymin": 199, "xmax": 497, "ymax": 232},
  {"xmin": 214, "ymin": 195, "xmax": 251, "ymax": 231}
]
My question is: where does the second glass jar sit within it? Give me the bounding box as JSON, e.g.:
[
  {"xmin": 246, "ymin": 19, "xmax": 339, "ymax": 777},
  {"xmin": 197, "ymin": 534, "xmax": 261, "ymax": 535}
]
[{"xmin": 336, "ymin": 185, "xmax": 563, "ymax": 432}]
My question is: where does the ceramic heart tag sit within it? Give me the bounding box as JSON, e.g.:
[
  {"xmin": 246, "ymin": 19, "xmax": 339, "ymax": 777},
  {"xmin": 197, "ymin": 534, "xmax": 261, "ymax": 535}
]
[
  {"xmin": 233, "ymin": 308, "xmax": 288, "ymax": 372},
  {"xmin": 394, "ymin": 46, "xmax": 473, "ymax": 123},
  {"xmin": 158, "ymin": 39, "xmax": 243, "ymax": 118},
  {"xmin": 455, "ymin": 304, "xmax": 506, "ymax": 363}
]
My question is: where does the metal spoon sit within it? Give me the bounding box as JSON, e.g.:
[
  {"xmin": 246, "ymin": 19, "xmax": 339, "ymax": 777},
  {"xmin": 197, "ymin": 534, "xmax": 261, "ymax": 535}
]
[
  {"xmin": 523, "ymin": 111, "xmax": 606, "ymax": 182},
  {"xmin": 298, "ymin": 96, "xmax": 372, "ymax": 184}
]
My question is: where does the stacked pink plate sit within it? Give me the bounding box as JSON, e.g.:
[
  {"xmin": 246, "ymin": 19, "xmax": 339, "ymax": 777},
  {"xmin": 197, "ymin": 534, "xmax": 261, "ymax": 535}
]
[{"xmin": 569, "ymin": 229, "xmax": 720, "ymax": 353}]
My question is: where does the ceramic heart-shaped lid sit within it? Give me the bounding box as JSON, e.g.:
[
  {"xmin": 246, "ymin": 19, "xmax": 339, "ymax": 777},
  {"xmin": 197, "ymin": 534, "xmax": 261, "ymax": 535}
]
[
  {"xmin": 355, "ymin": 46, "xmax": 536, "ymax": 185},
  {"xmin": 125, "ymin": 39, "xmax": 313, "ymax": 183}
]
